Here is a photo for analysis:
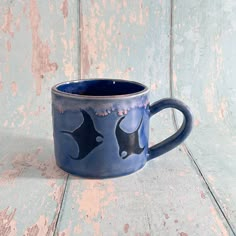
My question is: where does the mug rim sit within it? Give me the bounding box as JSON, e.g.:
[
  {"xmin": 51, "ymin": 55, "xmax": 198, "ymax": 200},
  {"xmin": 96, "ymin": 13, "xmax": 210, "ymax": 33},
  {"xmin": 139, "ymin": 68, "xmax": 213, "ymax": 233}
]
[{"xmin": 51, "ymin": 79, "xmax": 149, "ymax": 99}]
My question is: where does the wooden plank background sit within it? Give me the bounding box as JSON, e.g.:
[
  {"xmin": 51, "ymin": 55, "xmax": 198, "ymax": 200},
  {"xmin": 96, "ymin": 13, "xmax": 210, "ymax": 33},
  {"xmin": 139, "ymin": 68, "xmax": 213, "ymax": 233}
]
[
  {"xmin": 0, "ymin": 1, "xmax": 77, "ymax": 235},
  {"xmin": 0, "ymin": 0, "xmax": 235, "ymax": 235},
  {"xmin": 172, "ymin": 0, "xmax": 236, "ymax": 233}
]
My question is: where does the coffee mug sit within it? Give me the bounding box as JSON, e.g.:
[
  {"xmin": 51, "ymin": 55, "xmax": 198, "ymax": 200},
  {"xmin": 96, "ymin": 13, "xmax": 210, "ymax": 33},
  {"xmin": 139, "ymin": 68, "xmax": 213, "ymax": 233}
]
[{"xmin": 51, "ymin": 79, "xmax": 193, "ymax": 178}]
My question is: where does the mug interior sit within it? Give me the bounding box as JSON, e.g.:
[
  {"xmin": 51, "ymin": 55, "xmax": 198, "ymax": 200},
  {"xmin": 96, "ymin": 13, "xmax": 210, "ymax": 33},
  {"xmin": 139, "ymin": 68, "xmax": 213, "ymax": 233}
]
[{"xmin": 55, "ymin": 79, "xmax": 147, "ymax": 96}]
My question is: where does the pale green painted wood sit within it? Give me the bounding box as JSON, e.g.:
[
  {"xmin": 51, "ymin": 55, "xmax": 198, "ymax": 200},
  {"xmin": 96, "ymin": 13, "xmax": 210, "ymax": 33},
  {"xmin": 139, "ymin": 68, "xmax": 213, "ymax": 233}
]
[
  {"xmin": 55, "ymin": 1, "xmax": 232, "ymax": 235},
  {"xmin": 0, "ymin": 133, "xmax": 67, "ymax": 235},
  {"xmin": 1, "ymin": 0, "xmax": 235, "ymax": 235},
  {"xmin": 172, "ymin": 0, "xmax": 236, "ymax": 233},
  {"xmin": 79, "ymin": 0, "xmax": 174, "ymax": 143},
  {"xmin": 0, "ymin": 0, "xmax": 78, "ymax": 235},
  {"xmin": 56, "ymin": 149, "xmax": 232, "ymax": 236},
  {"xmin": 79, "ymin": 0, "xmax": 174, "ymax": 147},
  {"xmin": 0, "ymin": 0, "xmax": 79, "ymax": 138}
]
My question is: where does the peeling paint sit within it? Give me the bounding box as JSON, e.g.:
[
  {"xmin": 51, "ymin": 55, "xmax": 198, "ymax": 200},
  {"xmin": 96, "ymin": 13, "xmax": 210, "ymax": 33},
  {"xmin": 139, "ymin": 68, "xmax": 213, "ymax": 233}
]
[
  {"xmin": 178, "ymin": 171, "xmax": 187, "ymax": 177},
  {"xmin": 50, "ymin": 30, "xmax": 55, "ymax": 47},
  {"xmin": 78, "ymin": 180, "xmax": 116, "ymax": 219},
  {"xmin": 200, "ymin": 191, "xmax": 206, "ymax": 199},
  {"xmin": 218, "ymin": 99, "xmax": 227, "ymax": 120},
  {"xmin": 24, "ymin": 215, "xmax": 50, "ymax": 236},
  {"xmin": 61, "ymin": 21, "xmax": 76, "ymax": 80},
  {"xmin": 69, "ymin": 23, "xmax": 76, "ymax": 49},
  {"xmin": 1, "ymin": 7, "xmax": 14, "ymax": 37},
  {"xmin": 0, "ymin": 167, "xmax": 22, "ymax": 186},
  {"xmin": 0, "ymin": 73, "xmax": 3, "ymax": 92},
  {"xmin": 11, "ymin": 81, "xmax": 18, "ymax": 96},
  {"xmin": 61, "ymin": 38, "xmax": 68, "ymax": 52},
  {"xmin": 164, "ymin": 213, "xmax": 170, "ymax": 219},
  {"xmin": 0, "ymin": 149, "xmax": 66, "ymax": 187},
  {"xmin": 76, "ymin": 180, "xmax": 116, "ymax": 234},
  {"xmin": 204, "ymin": 83, "xmax": 215, "ymax": 113},
  {"xmin": 107, "ymin": 17, "xmax": 115, "ymax": 37},
  {"xmin": 93, "ymin": 222, "xmax": 100, "ymax": 236},
  {"xmin": 73, "ymin": 225, "xmax": 81, "ymax": 234},
  {"xmin": 64, "ymin": 63, "xmax": 74, "ymax": 78},
  {"xmin": 29, "ymin": 106, "xmax": 40, "ymax": 116},
  {"xmin": 82, "ymin": 43, "xmax": 90, "ymax": 77},
  {"xmin": 0, "ymin": 207, "xmax": 17, "ymax": 236},
  {"xmin": 194, "ymin": 119, "xmax": 200, "ymax": 126},
  {"xmin": 95, "ymin": 62, "xmax": 106, "ymax": 77},
  {"xmin": 77, "ymin": 180, "xmax": 116, "ymax": 236},
  {"xmin": 102, "ymin": 0, "xmax": 107, "ymax": 8},
  {"xmin": 0, "ymin": 1, "xmax": 78, "ymax": 235},
  {"xmin": 124, "ymin": 223, "xmax": 129, "ymax": 233},
  {"xmin": 29, "ymin": 0, "xmax": 58, "ymax": 95},
  {"xmin": 17, "ymin": 105, "xmax": 27, "ymax": 127},
  {"xmin": 122, "ymin": 0, "xmax": 127, "ymax": 8},
  {"xmin": 151, "ymin": 83, "xmax": 157, "ymax": 90},
  {"xmin": 180, "ymin": 232, "xmax": 188, "ymax": 236},
  {"xmin": 214, "ymin": 36, "xmax": 223, "ymax": 80},
  {"xmin": 61, "ymin": 0, "xmax": 68, "ymax": 19},
  {"xmin": 15, "ymin": 14, "xmax": 22, "ymax": 31},
  {"xmin": 3, "ymin": 120, "xmax": 8, "ymax": 127},
  {"xmin": 58, "ymin": 228, "xmax": 70, "ymax": 236},
  {"xmin": 49, "ymin": 184, "xmax": 65, "ymax": 207},
  {"xmin": 129, "ymin": 12, "xmax": 137, "ymax": 24},
  {"xmin": 122, "ymin": 15, "xmax": 126, "ymax": 23},
  {"xmin": 210, "ymin": 207, "xmax": 228, "ymax": 236},
  {"xmin": 6, "ymin": 40, "xmax": 11, "ymax": 52},
  {"xmin": 113, "ymin": 68, "xmax": 132, "ymax": 80},
  {"xmin": 0, "ymin": 1, "xmax": 235, "ymax": 235},
  {"xmin": 139, "ymin": 0, "xmax": 145, "ymax": 25},
  {"xmin": 208, "ymin": 175, "xmax": 215, "ymax": 183}
]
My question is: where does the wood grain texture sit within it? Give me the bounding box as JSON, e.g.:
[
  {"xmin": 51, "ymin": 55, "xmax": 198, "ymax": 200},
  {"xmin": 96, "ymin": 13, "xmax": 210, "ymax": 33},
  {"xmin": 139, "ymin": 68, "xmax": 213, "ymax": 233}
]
[
  {"xmin": 0, "ymin": 0, "xmax": 78, "ymax": 235},
  {"xmin": 56, "ymin": 150, "xmax": 232, "ymax": 236},
  {"xmin": 0, "ymin": 0, "xmax": 78, "ymax": 138},
  {"xmin": 79, "ymin": 0, "xmax": 173, "ymax": 145},
  {"xmin": 0, "ymin": 134, "xmax": 67, "ymax": 236},
  {"xmin": 55, "ymin": 1, "xmax": 232, "ymax": 235},
  {"xmin": 1, "ymin": 0, "xmax": 235, "ymax": 235},
  {"xmin": 172, "ymin": 0, "xmax": 236, "ymax": 233}
]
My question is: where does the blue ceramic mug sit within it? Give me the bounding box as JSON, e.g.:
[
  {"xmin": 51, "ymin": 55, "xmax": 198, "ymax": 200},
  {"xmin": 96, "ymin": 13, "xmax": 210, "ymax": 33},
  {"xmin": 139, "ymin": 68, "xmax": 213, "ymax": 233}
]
[{"xmin": 51, "ymin": 79, "xmax": 192, "ymax": 178}]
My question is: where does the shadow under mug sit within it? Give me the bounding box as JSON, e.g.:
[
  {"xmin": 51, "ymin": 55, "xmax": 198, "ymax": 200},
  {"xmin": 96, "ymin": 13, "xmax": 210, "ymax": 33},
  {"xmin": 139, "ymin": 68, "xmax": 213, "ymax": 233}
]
[{"xmin": 51, "ymin": 79, "xmax": 193, "ymax": 178}]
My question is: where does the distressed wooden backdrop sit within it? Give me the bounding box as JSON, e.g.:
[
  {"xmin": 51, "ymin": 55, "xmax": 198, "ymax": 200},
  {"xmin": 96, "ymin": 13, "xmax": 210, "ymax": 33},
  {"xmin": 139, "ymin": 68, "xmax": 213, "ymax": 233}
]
[{"xmin": 0, "ymin": 0, "xmax": 235, "ymax": 235}]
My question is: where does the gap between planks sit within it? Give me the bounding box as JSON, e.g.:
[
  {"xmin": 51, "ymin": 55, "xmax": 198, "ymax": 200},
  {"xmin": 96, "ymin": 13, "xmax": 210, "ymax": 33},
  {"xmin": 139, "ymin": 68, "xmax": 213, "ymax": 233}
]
[
  {"xmin": 53, "ymin": 174, "xmax": 70, "ymax": 236},
  {"xmin": 53, "ymin": 0, "xmax": 236, "ymax": 235},
  {"xmin": 169, "ymin": 0, "xmax": 235, "ymax": 234},
  {"xmin": 53, "ymin": 1, "xmax": 81, "ymax": 235}
]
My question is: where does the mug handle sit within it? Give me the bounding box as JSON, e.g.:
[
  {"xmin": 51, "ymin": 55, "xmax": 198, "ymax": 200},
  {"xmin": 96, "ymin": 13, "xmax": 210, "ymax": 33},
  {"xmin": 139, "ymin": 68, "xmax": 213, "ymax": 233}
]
[{"xmin": 148, "ymin": 98, "xmax": 193, "ymax": 161}]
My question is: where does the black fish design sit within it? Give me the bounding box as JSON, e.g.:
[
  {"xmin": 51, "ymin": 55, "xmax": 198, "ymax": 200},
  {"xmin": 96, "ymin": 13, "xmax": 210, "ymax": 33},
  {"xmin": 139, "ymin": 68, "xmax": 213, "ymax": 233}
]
[
  {"xmin": 116, "ymin": 116, "xmax": 144, "ymax": 159},
  {"xmin": 62, "ymin": 110, "xmax": 103, "ymax": 160}
]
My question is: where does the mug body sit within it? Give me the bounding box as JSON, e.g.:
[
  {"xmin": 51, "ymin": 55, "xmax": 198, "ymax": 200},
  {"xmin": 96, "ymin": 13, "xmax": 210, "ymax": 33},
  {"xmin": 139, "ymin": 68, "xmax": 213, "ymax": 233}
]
[{"xmin": 51, "ymin": 79, "xmax": 150, "ymax": 178}]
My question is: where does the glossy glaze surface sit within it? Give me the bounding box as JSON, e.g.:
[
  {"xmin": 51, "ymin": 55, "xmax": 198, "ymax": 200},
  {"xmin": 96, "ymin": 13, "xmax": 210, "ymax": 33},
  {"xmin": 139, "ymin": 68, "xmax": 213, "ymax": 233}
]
[
  {"xmin": 52, "ymin": 80, "xmax": 192, "ymax": 178},
  {"xmin": 0, "ymin": 0, "xmax": 235, "ymax": 235}
]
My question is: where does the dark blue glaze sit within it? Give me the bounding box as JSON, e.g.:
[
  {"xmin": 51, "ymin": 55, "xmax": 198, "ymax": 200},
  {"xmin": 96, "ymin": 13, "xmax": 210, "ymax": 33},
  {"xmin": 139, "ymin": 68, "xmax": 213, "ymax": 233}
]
[
  {"xmin": 57, "ymin": 79, "xmax": 144, "ymax": 96},
  {"xmin": 51, "ymin": 79, "xmax": 192, "ymax": 178},
  {"xmin": 148, "ymin": 98, "xmax": 193, "ymax": 160}
]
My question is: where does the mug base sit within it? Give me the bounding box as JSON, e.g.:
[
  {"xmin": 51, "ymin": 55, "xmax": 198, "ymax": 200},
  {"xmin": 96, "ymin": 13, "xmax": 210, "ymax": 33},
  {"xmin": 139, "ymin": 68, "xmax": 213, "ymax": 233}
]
[{"xmin": 56, "ymin": 163, "xmax": 146, "ymax": 179}]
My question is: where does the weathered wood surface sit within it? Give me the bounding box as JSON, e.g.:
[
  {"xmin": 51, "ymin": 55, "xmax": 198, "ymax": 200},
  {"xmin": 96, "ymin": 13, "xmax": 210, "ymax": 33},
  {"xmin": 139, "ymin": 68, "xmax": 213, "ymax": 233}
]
[
  {"xmin": 0, "ymin": 0, "xmax": 77, "ymax": 235},
  {"xmin": 172, "ymin": 0, "xmax": 236, "ymax": 233},
  {"xmin": 0, "ymin": 0, "xmax": 235, "ymax": 235},
  {"xmin": 55, "ymin": 153, "xmax": 232, "ymax": 235},
  {"xmin": 56, "ymin": 0, "xmax": 233, "ymax": 235},
  {"xmin": 0, "ymin": 0, "xmax": 78, "ymax": 138}
]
